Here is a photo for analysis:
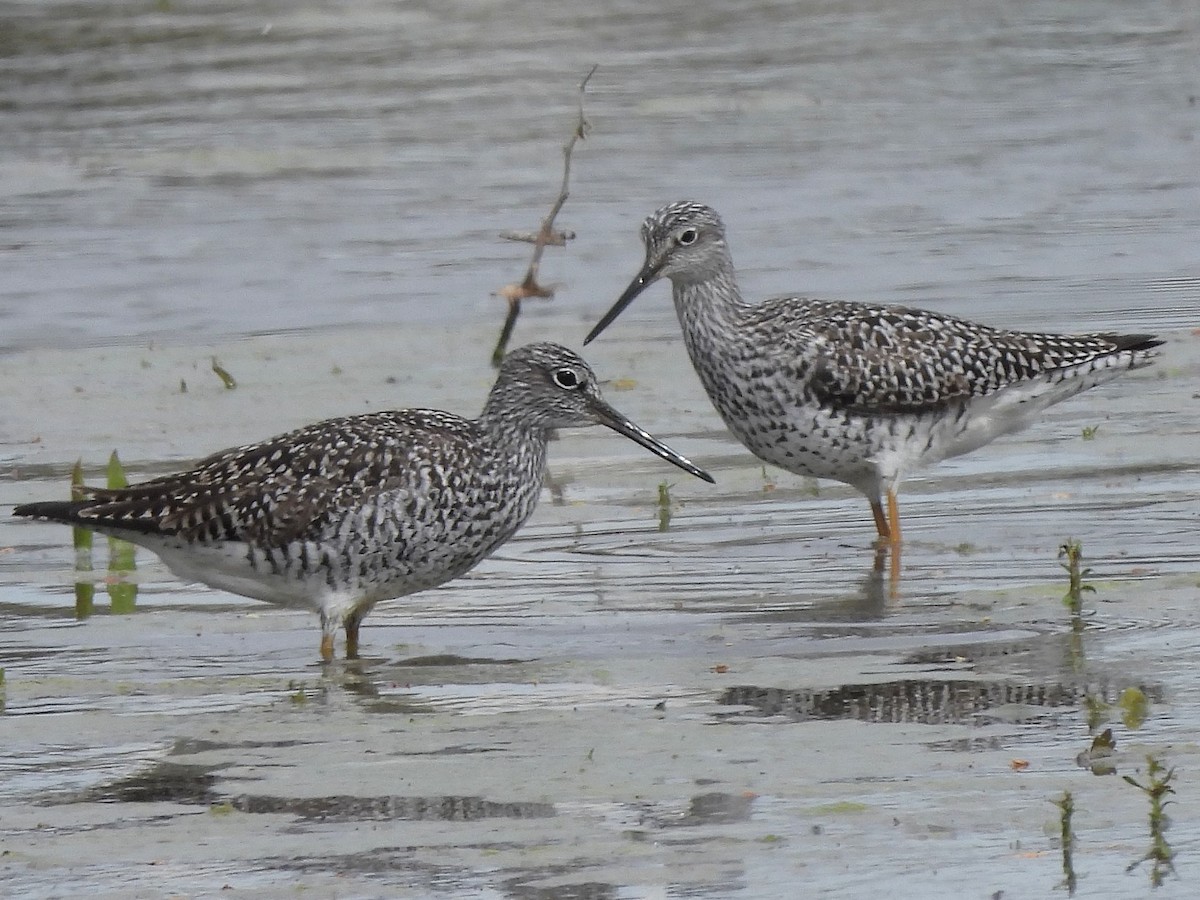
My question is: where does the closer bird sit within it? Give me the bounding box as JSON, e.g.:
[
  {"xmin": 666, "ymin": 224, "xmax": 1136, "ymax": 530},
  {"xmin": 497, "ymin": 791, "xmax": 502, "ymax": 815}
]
[
  {"xmin": 585, "ymin": 201, "xmax": 1161, "ymax": 548},
  {"xmin": 15, "ymin": 342, "xmax": 712, "ymax": 661}
]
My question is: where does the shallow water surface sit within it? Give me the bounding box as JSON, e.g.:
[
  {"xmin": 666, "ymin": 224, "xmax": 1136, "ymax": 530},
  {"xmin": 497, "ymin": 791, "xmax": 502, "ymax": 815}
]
[{"xmin": 3, "ymin": 1, "xmax": 1200, "ymax": 898}]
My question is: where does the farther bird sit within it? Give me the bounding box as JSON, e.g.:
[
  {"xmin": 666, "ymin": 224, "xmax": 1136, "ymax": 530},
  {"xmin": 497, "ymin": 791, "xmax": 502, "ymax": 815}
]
[
  {"xmin": 585, "ymin": 201, "xmax": 1161, "ymax": 550},
  {"xmin": 15, "ymin": 342, "xmax": 713, "ymax": 661}
]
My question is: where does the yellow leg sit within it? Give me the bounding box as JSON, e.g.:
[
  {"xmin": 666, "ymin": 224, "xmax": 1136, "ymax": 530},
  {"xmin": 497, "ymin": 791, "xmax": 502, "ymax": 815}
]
[
  {"xmin": 886, "ymin": 488, "xmax": 902, "ymax": 548},
  {"xmin": 889, "ymin": 539, "xmax": 901, "ymax": 591}
]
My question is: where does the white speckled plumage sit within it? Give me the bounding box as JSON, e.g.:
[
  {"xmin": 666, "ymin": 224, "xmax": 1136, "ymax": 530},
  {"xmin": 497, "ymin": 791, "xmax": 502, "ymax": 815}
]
[
  {"xmin": 585, "ymin": 201, "xmax": 1162, "ymax": 545},
  {"xmin": 15, "ymin": 342, "xmax": 712, "ymax": 660}
]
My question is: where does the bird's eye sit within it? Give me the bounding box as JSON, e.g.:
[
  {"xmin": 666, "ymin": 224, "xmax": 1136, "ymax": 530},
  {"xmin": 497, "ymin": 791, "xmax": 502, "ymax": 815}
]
[
  {"xmin": 677, "ymin": 227, "xmax": 698, "ymax": 246},
  {"xmin": 552, "ymin": 367, "xmax": 581, "ymax": 389}
]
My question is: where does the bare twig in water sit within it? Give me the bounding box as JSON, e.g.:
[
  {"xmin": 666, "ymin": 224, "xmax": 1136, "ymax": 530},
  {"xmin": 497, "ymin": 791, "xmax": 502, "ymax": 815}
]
[
  {"xmin": 498, "ymin": 229, "xmax": 576, "ymax": 246},
  {"xmin": 491, "ymin": 65, "xmax": 597, "ymax": 366}
]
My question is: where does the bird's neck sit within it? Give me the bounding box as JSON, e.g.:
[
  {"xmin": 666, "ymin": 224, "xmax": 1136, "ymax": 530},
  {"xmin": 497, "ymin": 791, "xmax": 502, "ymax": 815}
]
[
  {"xmin": 475, "ymin": 406, "xmax": 551, "ymax": 497},
  {"xmin": 478, "ymin": 388, "xmax": 548, "ymax": 451},
  {"xmin": 671, "ymin": 262, "xmax": 748, "ymax": 361}
]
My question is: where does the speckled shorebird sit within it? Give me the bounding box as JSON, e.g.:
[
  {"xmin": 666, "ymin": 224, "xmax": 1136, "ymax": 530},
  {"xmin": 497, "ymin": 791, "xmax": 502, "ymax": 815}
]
[
  {"xmin": 585, "ymin": 201, "xmax": 1161, "ymax": 549},
  {"xmin": 15, "ymin": 342, "xmax": 713, "ymax": 661}
]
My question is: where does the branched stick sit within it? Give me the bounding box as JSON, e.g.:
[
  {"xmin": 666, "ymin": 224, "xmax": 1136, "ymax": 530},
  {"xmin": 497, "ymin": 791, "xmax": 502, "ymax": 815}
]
[{"xmin": 491, "ymin": 64, "xmax": 597, "ymax": 367}]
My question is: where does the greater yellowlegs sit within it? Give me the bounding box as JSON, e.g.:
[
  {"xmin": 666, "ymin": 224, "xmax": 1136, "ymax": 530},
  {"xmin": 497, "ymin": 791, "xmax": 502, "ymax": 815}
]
[
  {"xmin": 15, "ymin": 342, "xmax": 713, "ymax": 661},
  {"xmin": 585, "ymin": 201, "xmax": 1161, "ymax": 549}
]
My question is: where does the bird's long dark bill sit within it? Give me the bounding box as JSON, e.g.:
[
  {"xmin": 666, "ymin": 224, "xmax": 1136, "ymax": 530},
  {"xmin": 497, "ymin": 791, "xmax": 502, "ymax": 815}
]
[
  {"xmin": 583, "ymin": 259, "xmax": 659, "ymax": 345},
  {"xmin": 589, "ymin": 396, "xmax": 714, "ymax": 484}
]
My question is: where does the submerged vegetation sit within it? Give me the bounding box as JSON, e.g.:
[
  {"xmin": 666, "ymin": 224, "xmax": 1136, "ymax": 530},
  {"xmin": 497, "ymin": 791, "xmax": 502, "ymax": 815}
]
[
  {"xmin": 66, "ymin": 453, "xmax": 139, "ymax": 617},
  {"xmin": 1124, "ymin": 756, "xmax": 1177, "ymax": 887},
  {"xmin": 105, "ymin": 451, "xmax": 138, "ymax": 614},
  {"xmin": 1052, "ymin": 537, "xmax": 1178, "ymax": 890},
  {"xmin": 1058, "ymin": 539, "xmax": 1094, "ymax": 621},
  {"xmin": 656, "ymin": 480, "xmax": 673, "ymax": 532},
  {"xmin": 1053, "ymin": 791, "xmax": 1077, "ymax": 896},
  {"xmin": 1119, "ymin": 687, "xmax": 1150, "ymax": 731},
  {"xmin": 210, "ymin": 356, "xmax": 237, "ymax": 389}
]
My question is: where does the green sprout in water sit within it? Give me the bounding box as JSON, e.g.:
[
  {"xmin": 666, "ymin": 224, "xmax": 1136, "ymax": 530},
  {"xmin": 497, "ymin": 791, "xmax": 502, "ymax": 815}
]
[
  {"xmin": 1119, "ymin": 686, "xmax": 1150, "ymax": 730},
  {"xmin": 656, "ymin": 480, "xmax": 674, "ymax": 532},
  {"xmin": 1058, "ymin": 539, "xmax": 1095, "ymax": 620},
  {"xmin": 106, "ymin": 451, "xmax": 138, "ymax": 615},
  {"xmin": 1084, "ymin": 689, "xmax": 1152, "ymax": 735},
  {"xmin": 1053, "ymin": 790, "xmax": 1077, "ymax": 896},
  {"xmin": 106, "ymin": 451, "xmax": 128, "ymax": 490},
  {"xmin": 1124, "ymin": 755, "xmax": 1177, "ymax": 887},
  {"xmin": 211, "ymin": 356, "xmax": 237, "ymax": 390},
  {"xmin": 1081, "ymin": 425, "xmax": 1100, "ymax": 441}
]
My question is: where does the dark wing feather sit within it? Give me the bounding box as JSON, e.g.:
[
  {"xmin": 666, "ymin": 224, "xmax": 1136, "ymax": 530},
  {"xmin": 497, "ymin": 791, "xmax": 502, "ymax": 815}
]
[
  {"xmin": 752, "ymin": 299, "xmax": 1160, "ymax": 414},
  {"xmin": 16, "ymin": 410, "xmax": 483, "ymax": 546}
]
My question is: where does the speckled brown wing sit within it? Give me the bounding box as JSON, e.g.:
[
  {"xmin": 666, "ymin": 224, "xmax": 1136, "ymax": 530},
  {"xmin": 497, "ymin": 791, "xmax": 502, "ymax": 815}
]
[
  {"xmin": 764, "ymin": 300, "xmax": 1163, "ymax": 414},
  {"xmin": 64, "ymin": 410, "xmax": 482, "ymax": 547}
]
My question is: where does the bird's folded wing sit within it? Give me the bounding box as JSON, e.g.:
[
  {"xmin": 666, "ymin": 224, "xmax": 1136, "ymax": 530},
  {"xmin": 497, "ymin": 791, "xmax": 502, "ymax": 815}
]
[
  {"xmin": 77, "ymin": 411, "xmax": 480, "ymax": 546},
  {"xmin": 758, "ymin": 299, "xmax": 1144, "ymax": 414}
]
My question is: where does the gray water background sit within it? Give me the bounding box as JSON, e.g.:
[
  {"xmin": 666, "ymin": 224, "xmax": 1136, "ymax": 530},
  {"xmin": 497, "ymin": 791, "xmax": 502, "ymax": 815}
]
[
  {"xmin": 3, "ymin": 2, "xmax": 1200, "ymax": 898},
  {"xmin": 3, "ymin": 0, "xmax": 1197, "ymax": 352}
]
